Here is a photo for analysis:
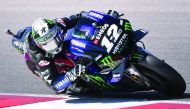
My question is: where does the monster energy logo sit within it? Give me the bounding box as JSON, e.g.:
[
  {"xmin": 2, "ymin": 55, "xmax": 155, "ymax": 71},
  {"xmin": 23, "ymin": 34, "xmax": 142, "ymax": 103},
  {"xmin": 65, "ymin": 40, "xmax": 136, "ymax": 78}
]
[
  {"xmin": 101, "ymin": 56, "xmax": 113, "ymax": 66},
  {"xmin": 124, "ymin": 22, "xmax": 132, "ymax": 31},
  {"xmin": 88, "ymin": 75, "xmax": 115, "ymax": 89},
  {"xmin": 132, "ymin": 53, "xmax": 142, "ymax": 59},
  {"xmin": 89, "ymin": 75, "xmax": 104, "ymax": 85},
  {"xmin": 100, "ymin": 55, "xmax": 122, "ymax": 68},
  {"xmin": 131, "ymin": 51, "xmax": 146, "ymax": 62}
]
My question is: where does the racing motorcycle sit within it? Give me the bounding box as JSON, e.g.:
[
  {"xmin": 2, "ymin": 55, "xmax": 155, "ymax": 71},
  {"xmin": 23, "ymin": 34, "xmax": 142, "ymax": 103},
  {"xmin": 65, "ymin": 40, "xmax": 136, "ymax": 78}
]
[{"xmin": 7, "ymin": 10, "xmax": 186, "ymax": 96}]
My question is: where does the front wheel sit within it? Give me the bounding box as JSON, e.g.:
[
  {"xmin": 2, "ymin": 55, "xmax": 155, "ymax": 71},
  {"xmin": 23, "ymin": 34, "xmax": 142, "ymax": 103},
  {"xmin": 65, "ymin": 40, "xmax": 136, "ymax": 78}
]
[{"xmin": 135, "ymin": 55, "xmax": 186, "ymax": 97}]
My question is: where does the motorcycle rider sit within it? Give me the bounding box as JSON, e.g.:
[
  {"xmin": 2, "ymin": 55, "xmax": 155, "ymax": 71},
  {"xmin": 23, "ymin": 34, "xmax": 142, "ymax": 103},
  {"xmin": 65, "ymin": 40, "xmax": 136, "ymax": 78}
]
[{"xmin": 11, "ymin": 10, "xmax": 121, "ymax": 94}]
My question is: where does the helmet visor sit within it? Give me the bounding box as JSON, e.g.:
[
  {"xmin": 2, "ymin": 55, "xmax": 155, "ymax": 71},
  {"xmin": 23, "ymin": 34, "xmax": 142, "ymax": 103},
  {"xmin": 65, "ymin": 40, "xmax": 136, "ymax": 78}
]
[
  {"xmin": 35, "ymin": 26, "xmax": 63, "ymax": 54},
  {"xmin": 35, "ymin": 26, "xmax": 58, "ymax": 44},
  {"xmin": 40, "ymin": 38, "xmax": 60, "ymax": 53}
]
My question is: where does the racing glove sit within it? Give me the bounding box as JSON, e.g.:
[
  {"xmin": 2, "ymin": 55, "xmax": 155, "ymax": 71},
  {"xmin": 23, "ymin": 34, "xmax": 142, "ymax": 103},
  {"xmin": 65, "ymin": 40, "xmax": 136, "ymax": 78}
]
[
  {"xmin": 64, "ymin": 64, "xmax": 86, "ymax": 82},
  {"xmin": 71, "ymin": 64, "xmax": 86, "ymax": 77}
]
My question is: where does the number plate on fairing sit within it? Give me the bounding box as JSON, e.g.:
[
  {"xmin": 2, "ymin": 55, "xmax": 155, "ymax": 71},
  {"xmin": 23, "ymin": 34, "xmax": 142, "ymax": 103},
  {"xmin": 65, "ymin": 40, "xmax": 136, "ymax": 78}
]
[{"xmin": 94, "ymin": 22, "xmax": 130, "ymax": 55}]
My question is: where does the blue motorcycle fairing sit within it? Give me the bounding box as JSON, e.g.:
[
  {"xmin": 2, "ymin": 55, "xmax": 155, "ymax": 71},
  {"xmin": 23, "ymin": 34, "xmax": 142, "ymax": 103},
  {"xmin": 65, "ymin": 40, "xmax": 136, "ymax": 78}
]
[
  {"xmin": 109, "ymin": 57, "xmax": 127, "ymax": 83},
  {"xmin": 68, "ymin": 11, "xmax": 133, "ymax": 59},
  {"xmin": 12, "ymin": 27, "xmax": 32, "ymax": 54},
  {"xmin": 52, "ymin": 74, "xmax": 72, "ymax": 91},
  {"xmin": 133, "ymin": 29, "xmax": 148, "ymax": 42},
  {"xmin": 64, "ymin": 28, "xmax": 74, "ymax": 41},
  {"xmin": 88, "ymin": 10, "xmax": 120, "ymax": 24},
  {"xmin": 70, "ymin": 38, "xmax": 107, "ymax": 59},
  {"xmin": 66, "ymin": 10, "xmax": 138, "ymax": 86}
]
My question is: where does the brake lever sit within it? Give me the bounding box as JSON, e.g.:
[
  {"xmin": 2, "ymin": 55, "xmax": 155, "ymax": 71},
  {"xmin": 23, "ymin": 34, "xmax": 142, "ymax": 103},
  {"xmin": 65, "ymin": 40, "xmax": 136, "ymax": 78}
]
[
  {"xmin": 119, "ymin": 13, "xmax": 124, "ymax": 17},
  {"xmin": 6, "ymin": 29, "xmax": 17, "ymax": 37}
]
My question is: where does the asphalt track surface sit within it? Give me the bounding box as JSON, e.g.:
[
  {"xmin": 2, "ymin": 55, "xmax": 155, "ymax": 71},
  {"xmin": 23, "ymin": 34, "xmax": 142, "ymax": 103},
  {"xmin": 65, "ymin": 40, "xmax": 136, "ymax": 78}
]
[{"xmin": 0, "ymin": 0, "xmax": 190, "ymax": 103}]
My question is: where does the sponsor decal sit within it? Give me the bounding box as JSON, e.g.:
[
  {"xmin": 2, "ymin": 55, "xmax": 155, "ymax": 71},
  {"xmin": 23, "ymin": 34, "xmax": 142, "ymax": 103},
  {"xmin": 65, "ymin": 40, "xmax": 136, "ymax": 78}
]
[
  {"xmin": 100, "ymin": 55, "xmax": 123, "ymax": 68},
  {"xmin": 124, "ymin": 21, "xmax": 132, "ymax": 31},
  {"xmin": 113, "ymin": 33, "xmax": 128, "ymax": 54},
  {"xmin": 113, "ymin": 74, "xmax": 121, "ymax": 78},
  {"xmin": 71, "ymin": 39, "xmax": 86, "ymax": 48},
  {"xmin": 111, "ymin": 74, "xmax": 122, "ymax": 83},
  {"xmin": 38, "ymin": 60, "xmax": 50, "ymax": 67},
  {"xmin": 87, "ymin": 74, "xmax": 116, "ymax": 89},
  {"xmin": 54, "ymin": 76, "xmax": 70, "ymax": 89},
  {"xmin": 94, "ymin": 23, "xmax": 109, "ymax": 44},
  {"xmin": 95, "ymin": 54, "xmax": 102, "ymax": 61},
  {"xmin": 110, "ymin": 77, "xmax": 121, "ymax": 83},
  {"xmin": 89, "ymin": 12, "xmax": 104, "ymax": 19},
  {"xmin": 100, "ymin": 55, "xmax": 113, "ymax": 66},
  {"xmin": 71, "ymin": 46, "xmax": 84, "ymax": 53},
  {"xmin": 120, "ymin": 19, "xmax": 124, "ymax": 25},
  {"xmin": 93, "ymin": 39, "xmax": 99, "ymax": 44},
  {"xmin": 131, "ymin": 49, "xmax": 147, "ymax": 62},
  {"xmin": 100, "ymin": 71, "xmax": 110, "ymax": 75},
  {"xmin": 101, "ymin": 24, "xmax": 123, "ymax": 53},
  {"xmin": 56, "ymin": 18, "xmax": 66, "ymax": 27}
]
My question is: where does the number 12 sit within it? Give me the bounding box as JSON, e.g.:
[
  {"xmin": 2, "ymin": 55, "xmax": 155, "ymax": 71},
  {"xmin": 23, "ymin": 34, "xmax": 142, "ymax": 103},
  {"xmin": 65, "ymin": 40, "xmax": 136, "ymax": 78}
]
[{"xmin": 101, "ymin": 24, "xmax": 121, "ymax": 53}]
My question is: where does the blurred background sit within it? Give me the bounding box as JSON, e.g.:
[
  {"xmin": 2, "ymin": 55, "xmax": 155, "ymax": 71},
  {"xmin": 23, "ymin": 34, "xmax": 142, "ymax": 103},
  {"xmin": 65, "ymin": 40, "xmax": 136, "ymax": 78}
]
[{"xmin": 0, "ymin": 0, "xmax": 190, "ymax": 95}]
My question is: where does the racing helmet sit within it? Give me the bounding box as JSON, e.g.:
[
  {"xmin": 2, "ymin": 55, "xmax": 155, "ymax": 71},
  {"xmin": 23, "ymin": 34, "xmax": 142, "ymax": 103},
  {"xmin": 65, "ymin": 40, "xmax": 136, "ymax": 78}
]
[{"xmin": 31, "ymin": 18, "xmax": 64, "ymax": 54}]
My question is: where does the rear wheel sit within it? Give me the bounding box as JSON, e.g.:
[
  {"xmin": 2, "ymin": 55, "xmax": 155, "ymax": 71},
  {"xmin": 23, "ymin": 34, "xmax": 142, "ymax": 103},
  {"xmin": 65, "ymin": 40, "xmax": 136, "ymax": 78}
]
[{"xmin": 135, "ymin": 55, "xmax": 186, "ymax": 97}]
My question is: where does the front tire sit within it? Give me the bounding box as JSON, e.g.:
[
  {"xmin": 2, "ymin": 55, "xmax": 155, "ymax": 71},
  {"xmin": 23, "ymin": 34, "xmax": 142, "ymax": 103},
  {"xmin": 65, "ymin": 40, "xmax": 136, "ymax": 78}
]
[{"xmin": 135, "ymin": 55, "xmax": 186, "ymax": 97}]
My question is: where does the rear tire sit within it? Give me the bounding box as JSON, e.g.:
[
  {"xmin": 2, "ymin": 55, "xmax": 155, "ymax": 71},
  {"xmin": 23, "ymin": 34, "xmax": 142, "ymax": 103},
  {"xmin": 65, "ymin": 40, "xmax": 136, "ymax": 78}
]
[{"xmin": 135, "ymin": 55, "xmax": 186, "ymax": 97}]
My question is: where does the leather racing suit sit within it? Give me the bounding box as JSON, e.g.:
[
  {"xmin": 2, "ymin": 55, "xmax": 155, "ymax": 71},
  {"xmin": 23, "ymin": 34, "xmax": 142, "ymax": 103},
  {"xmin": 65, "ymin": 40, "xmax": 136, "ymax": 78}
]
[{"xmin": 15, "ymin": 12, "xmax": 87, "ymax": 93}]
